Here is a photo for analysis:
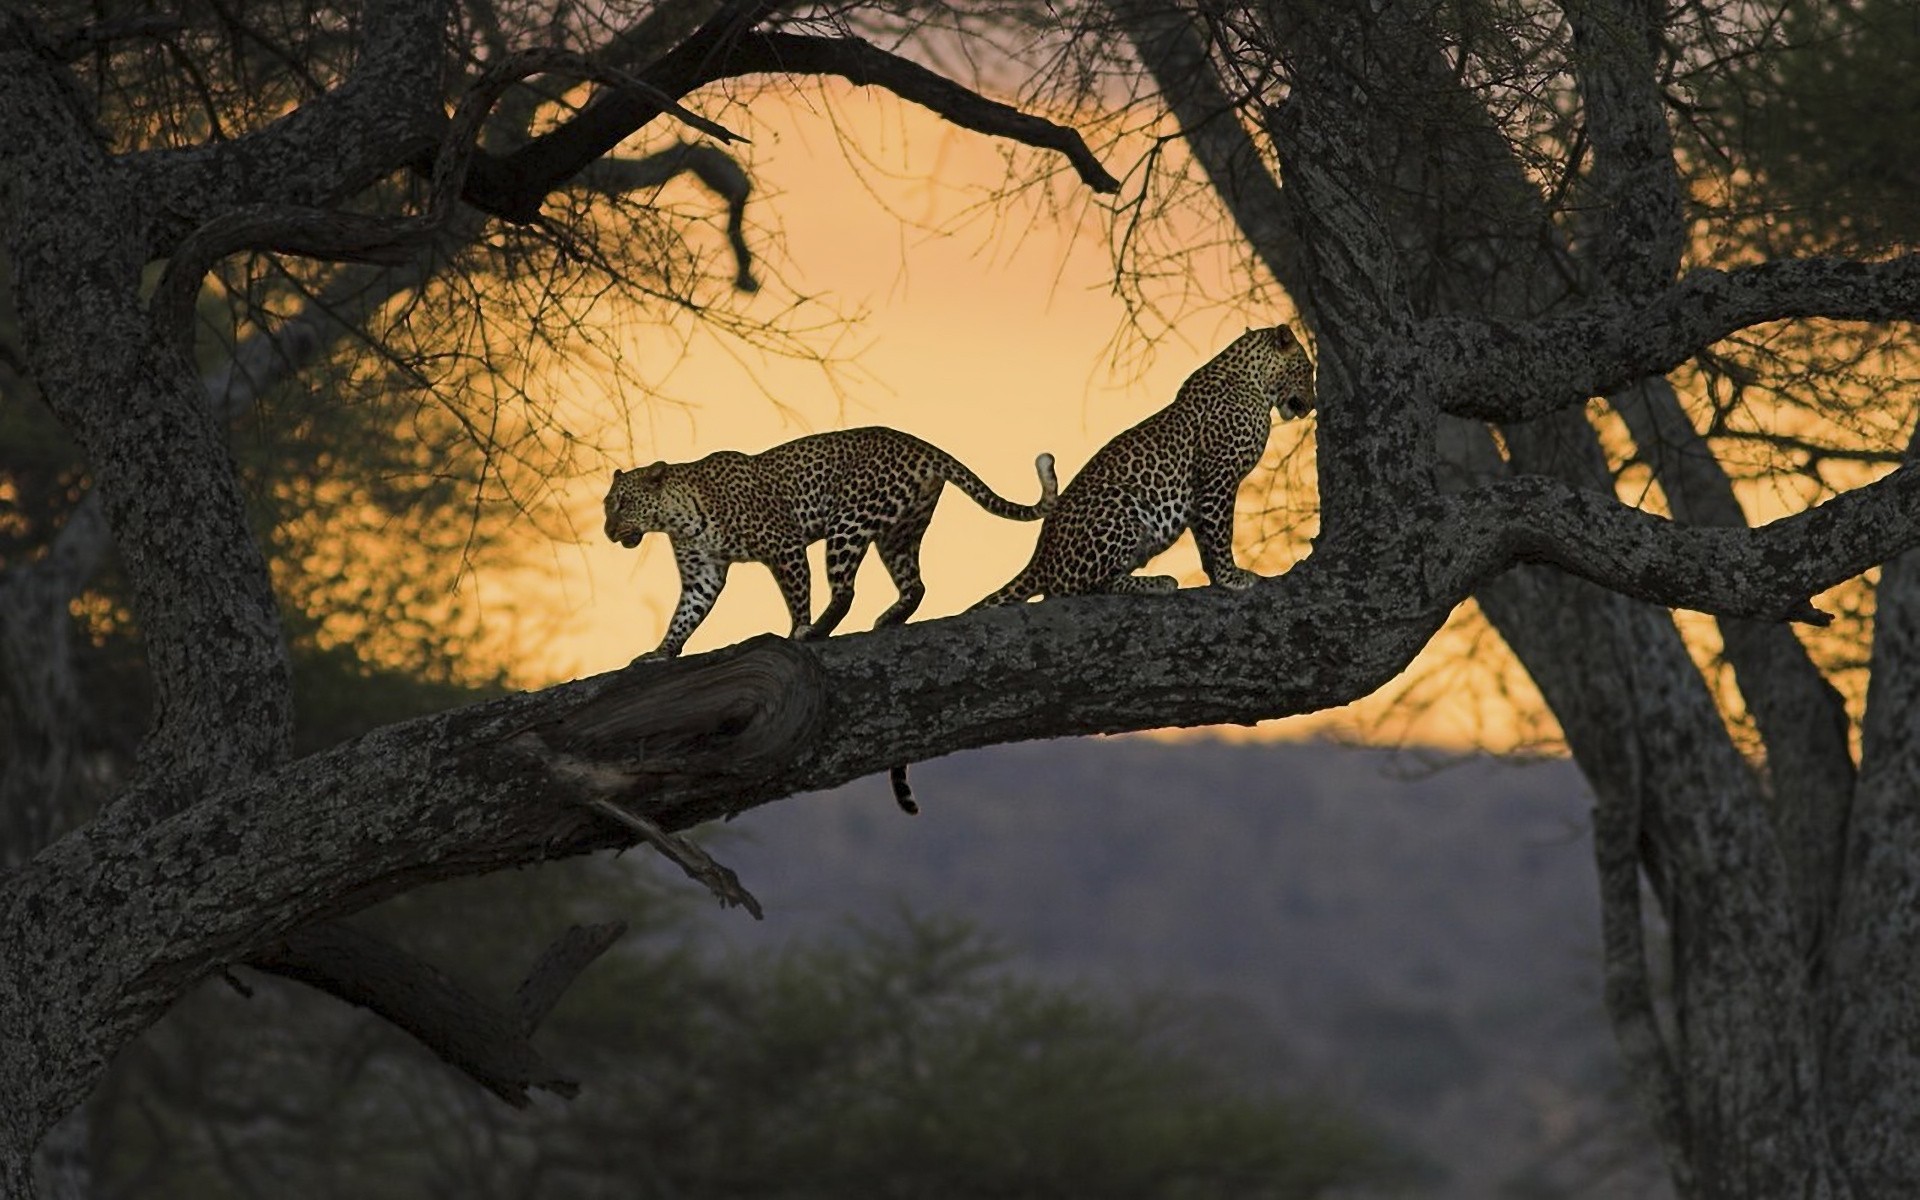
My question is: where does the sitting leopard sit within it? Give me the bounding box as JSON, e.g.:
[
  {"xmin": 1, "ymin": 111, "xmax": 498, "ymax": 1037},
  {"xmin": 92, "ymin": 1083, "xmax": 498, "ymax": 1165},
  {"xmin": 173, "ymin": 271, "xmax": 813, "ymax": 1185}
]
[
  {"xmin": 976, "ymin": 323, "xmax": 1314, "ymax": 604},
  {"xmin": 885, "ymin": 324, "xmax": 1314, "ymax": 813},
  {"xmin": 604, "ymin": 426, "xmax": 1058, "ymax": 665}
]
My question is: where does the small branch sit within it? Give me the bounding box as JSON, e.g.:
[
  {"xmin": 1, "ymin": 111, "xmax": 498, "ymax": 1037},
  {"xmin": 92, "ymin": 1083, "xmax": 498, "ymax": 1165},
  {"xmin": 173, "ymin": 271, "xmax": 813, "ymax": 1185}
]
[
  {"xmin": 514, "ymin": 921, "xmax": 627, "ymax": 1034},
  {"xmin": 575, "ymin": 142, "xmax": 759, "ymax": 291},
  {"xmin": 581, "ymin": 798, "xmax": 763, "ymax": 919}
]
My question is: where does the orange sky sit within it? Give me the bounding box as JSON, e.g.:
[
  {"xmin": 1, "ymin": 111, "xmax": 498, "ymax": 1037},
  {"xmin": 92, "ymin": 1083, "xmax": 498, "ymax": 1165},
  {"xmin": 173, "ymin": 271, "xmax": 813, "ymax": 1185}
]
[{"xmin": 512, "ymin": 82, "xmax": 1548, "ymax": 751}]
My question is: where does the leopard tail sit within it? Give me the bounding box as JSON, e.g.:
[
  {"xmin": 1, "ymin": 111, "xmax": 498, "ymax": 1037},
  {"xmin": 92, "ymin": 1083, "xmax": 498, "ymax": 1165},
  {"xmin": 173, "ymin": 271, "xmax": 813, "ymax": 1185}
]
[{"xmin": 944, "ymin": 452, "xmax": 1058, "ymax": 520}]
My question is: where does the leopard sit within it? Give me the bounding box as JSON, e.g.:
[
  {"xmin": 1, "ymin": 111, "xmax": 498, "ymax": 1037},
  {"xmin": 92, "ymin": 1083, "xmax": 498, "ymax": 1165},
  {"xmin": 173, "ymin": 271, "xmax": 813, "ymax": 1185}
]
[
  {"xmin": 604, "ymin": 425, "xmax": 1058, "ymax": 664},
  {"xmin": 885, "ymin": 324, "xmax": 1314, "ymax": 815},
  {"xmin": 975, "ymin": 323, "xmax": 1314, "ymax": 605}
]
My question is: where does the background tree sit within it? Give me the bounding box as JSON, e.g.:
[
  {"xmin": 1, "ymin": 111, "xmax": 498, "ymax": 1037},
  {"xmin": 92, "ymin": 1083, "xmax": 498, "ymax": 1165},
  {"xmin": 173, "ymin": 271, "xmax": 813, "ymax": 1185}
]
[{"xmin": 4, "ymin": 2, "xmax": 1920, "ymax": 1198}]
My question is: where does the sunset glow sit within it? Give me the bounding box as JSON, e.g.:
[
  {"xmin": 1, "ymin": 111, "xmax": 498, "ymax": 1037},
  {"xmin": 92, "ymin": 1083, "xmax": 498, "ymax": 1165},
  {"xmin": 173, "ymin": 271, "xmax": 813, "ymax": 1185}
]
[{"xmin": 503, "ymin": 83, "xmax": 1565, "ymax": 752}]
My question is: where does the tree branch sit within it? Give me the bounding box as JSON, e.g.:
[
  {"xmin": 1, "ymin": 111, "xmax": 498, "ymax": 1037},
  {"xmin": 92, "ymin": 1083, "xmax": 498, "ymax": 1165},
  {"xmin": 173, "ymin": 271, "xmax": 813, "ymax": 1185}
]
[
  {"xmin": 148, "ymin": 47, "xmax": 744, "ymax": 346},
  {"xmin": 472, "ymin": 0, "xmax": 773, "ymax": 219},
  {"xmin": 1113, "ymin": 1, "xmax": 1304, "ymax": 305},
  {"xmin": 514, "ymin": 921, "xmax": 627, "ymax": 1033},
  {"xmin": 727, "ymin": 31, "xmax": 1121, "ymax": 195},
  {"xmin": 573, "ymin": 142, "xmax": 760, "ymax": 291},
  {"xmin": 126, "ymin": 0, "xmax": 452, "ymax": 239},
  {"xmin": 1828, "ymin": 530, "xmax": 1920, "ymax": 1164},
  {"xmin": 1440, "ymin": 467, "xmax": 1920, "ymax": 626},
  {"xmin": 247, "ymin": 920, "xmax": 626, "ymax": 1107},
  {"xmin": 1409, "ymin": 254, "xmax": 1920, "ymax": 423},
  {"xmin": 487, "ymin": 15, "xmax": 1118, "ymax": 222},
  {"xmin": 1592, "ymin": 757, "xmax": 1696, "ymax": 1193}
]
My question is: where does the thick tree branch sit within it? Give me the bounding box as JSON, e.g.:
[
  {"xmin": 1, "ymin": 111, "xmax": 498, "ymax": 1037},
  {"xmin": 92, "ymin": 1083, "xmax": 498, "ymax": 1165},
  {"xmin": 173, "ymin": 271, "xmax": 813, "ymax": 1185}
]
[
  {"xmin": 246, "ymin": 920, "xmax": 626, "ymax": 1107},
  {"xmin": 1828, "ymin": 538, "xmax": 1920, "ymax": 1181},
  {"xmin": 1441, "ymin": 467, "xmax": 1920, "ymax": 626},
  {"xmin": 15, "ymin": 451, "xmax": 1920, "ymax": 1150},
  {"xmin": 1592, "ymin": 755, "xmax": 1696, "ymax": 1193},
  {"xmin": 1566, "ymin": 0, "xmax": 1855, "ymax": 954},
  {"xmin": 1259, "ymin": 89, "xmax": 1408, "ymax": 340},
  {"xmin": 487, "ymin": 15, "xmax": 1118, "ymax": 222},
  {"xmin": 1410, "ymin": 254, "xmax": 1920, "ymax": 422},
  {"xmin": 3, "ymin": 27, "xmax": 294, "ymax": 813}
]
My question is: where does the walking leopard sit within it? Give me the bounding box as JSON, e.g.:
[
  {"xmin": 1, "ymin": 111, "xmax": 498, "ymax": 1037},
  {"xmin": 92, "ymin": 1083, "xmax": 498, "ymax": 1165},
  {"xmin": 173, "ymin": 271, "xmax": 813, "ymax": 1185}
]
[{"xmin": 604, "ymin": 425, "xmax": 1057, "ymax": 662}]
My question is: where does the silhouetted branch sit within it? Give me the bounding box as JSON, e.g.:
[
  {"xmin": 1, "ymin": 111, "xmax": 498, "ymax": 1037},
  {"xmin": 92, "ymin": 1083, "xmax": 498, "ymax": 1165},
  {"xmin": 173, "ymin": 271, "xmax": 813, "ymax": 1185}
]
[{"xmin": 248, "ymin": 920, "xmax": 625, "ymax": 1107}]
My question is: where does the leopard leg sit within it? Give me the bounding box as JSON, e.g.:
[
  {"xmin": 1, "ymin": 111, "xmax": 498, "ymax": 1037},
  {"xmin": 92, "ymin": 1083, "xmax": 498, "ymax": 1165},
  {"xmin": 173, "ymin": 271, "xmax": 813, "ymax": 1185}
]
[
  {"xmin": 1192, "ymin": 479, "xmax": 1257, "ymax": 589},
  {"xmin": 872, "ymin": 500, "xmax": 935, "ymax": 627},
  {"xmin": 643, "ymin": 546, "xmax": 727, "ymax": 661},
  {"xmin": 1104, "ymin": 515, "xmax": 1180, "ymax": 593},
  {"xmin": 768, "ymin": 545, "xmax": 819, "ymax": 641},
  {"xmin": 1105, "ymin": 573, "xmax": 1180, "ymax": 594},
  {"xmin": 813, "ymin": 523, "xmax": 873, "ymax": 639}
]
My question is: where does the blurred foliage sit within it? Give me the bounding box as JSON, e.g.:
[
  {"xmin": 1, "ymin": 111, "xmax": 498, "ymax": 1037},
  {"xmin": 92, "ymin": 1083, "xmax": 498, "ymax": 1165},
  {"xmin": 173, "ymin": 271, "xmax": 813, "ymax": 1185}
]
[
  {"xmin": 0, "ymin": 342, "xmax": 511, "ymax": 763},
  {"xmin": 94, "ymin": 864, "xmax": 1418, "ymax": 1199}
]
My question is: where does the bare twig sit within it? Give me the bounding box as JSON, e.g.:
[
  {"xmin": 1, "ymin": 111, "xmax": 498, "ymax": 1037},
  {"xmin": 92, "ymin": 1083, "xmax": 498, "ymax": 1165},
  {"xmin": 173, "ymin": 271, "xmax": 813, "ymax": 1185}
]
[{"xmin": 580, "ymin": 797, "xmax": 764, "ymax": 920}]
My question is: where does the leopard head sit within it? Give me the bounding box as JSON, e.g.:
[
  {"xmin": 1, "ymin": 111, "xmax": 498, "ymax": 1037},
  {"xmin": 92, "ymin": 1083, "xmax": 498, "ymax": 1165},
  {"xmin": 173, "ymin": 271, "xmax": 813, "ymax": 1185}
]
[
  {"xmin": 603, "ymin": 461, "xmax": 697, "ymax": 548},
  {"xmin": 1253, "ymin": 324, "xmax": 1316, "ymax": 419}
]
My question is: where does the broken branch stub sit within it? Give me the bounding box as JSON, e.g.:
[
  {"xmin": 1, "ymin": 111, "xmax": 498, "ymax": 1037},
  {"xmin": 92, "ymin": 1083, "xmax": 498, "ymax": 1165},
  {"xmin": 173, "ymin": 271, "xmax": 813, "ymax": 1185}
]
[{"xmin": 508, "ymin": 635, "xmax": 825, "ymax": 791}]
